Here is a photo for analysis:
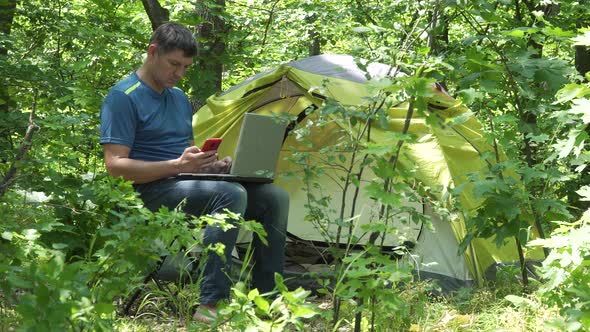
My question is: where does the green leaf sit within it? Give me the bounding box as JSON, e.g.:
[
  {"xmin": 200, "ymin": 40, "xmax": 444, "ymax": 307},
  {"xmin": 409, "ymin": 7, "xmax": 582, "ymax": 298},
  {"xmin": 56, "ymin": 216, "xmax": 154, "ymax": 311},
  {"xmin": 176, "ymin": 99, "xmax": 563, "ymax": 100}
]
[
  {"xmin": 558, "ymin": 130, "xmax": 582, "ymax": 159},
  {"xmin": 23, "ymin": 229, "xmax": 40, "ymax": 241},
  {"xmin": 364, "ymin": 143, "xmax": 396, "ymax": 155},
  {"xmin": 1, "ymin": 231, "xmax": 12, "ymax": 241},
  {"xmin": 408, "ymin": 77, "xmax": 437, "ymax": 98},
  {"xmin": 519, "ymin": 166, "xmax": 547, "ymax": 183},
  {"xmin": 36, "ymin": 283, "xmax": 50, "ymax": 308},
  {"xmin": 504, "ymin": 29, "xmax": 526, "ymax": 38},
  {"xmin": 253, "ymin": 295, "xmax": 269, "ymax": 313},
  {"xmin": 503, "ymin": 27, "xmax": 540, "ymax": 38},
  {"xmin": 232, "ymin": 287, "xmax": 247, "ymax": 300},
  {"xmin": 526, "ymin": 133, "xmax": 550, "ymax": 144},
  {"xmin": 445, "ymin": 111, "xmax": 474, "ymax": 127},
  {"xmin": 368, "ymin": 77, "xmax": 394, "ymax": 89},
  {"xmin": 52, "ymin": 243, "xmax": 69, "ymax": 250},
  {"xmin": 568, "ymin": 99, "xmax": 590, "ymax": 124},
  {"xmin": 505, "ymin": 295, "xmax": 535, "ymax": 308},
  {"xmin": 352, "ymin": 26, "xmax": 372, "ymax": 34},
  {"xmin": 7, "ymin": 274, "xmax": 33, "ymax": 289},
  {"xmin": 572, "ymin": 28, "xmax": 590, "ymax": 46},
  {"xmin": 456, "ymin": 88, "xmax": 483, "ymax": 105},
  {"xmin": 544, "ymin": 27, "xmax": 576, "ymax": 38},
  {"xmin": 577, "ymin": 186, "xmax": 590, "ymax": 201},
  {"xmin": 534, "ymin": 58, "xmax": 568, "ymax": 92},
  {"xmin": 293, "ymin": 305, "xmax": 318, "ymax": 319},
  {"xmin": 274, "ymin": 273, "xmax": 287, "ymax": 292},
  {"xmin": 554, "ymin": 84, "xmax": 590, "ymax": 104},
  {"xmin": 484, "ymin": 195, "xmax": 521, "ymax": 221},
  {"xmin": 471, "ymin": 179, "xmax": 499, "ymax": 199},
  {"xmin": 247, "ymin": 288, "xmax": 259, "ymax": 300},
  {"xmin": 533, "ymin": 198, "xmax": 571, "ymax": 218},
  {"xmin": 95, "ymin": 302, "xmax": 115, "ymax": 315}
]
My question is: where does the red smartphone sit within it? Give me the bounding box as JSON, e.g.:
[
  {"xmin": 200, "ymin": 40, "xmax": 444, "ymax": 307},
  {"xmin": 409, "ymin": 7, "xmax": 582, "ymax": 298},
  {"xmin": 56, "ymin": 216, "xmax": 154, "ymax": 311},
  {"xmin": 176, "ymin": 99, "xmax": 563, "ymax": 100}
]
[{"xmin": 201, "ymin": 138, "xmax": 222, "ymax": 152}]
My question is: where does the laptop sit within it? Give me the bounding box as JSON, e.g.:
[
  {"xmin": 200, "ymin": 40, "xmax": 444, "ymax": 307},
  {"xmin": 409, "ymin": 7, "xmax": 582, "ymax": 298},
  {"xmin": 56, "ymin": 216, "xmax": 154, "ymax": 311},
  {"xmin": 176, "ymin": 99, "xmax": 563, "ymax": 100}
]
[{"xmin": 177, "ymin": 113, "xmax": 287, "ymax": 183}]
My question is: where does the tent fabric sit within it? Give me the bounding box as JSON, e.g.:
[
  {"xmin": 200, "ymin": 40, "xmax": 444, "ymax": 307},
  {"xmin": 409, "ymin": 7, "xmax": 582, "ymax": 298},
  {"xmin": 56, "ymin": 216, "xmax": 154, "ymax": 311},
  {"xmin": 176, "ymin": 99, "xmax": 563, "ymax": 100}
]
[
  {"xmin": 412, "ymin": 205, "xmax": 474, "ymax": 291},
  {"xmin": 192, "ymin": 54, "xmax": 544, "ymax": 288}
]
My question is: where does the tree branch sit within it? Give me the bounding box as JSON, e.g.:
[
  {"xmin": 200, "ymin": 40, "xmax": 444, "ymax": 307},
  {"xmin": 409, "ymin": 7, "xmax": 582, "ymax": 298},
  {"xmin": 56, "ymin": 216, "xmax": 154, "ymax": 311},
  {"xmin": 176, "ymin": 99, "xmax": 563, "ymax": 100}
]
[
  {"xmin": 352, "ymin": 0, "xmax": 378, "ymax": 26},
  {"xmin": 261, "ymin": 0, "xmax": 280, "ymax": 47},
  {"xmin": 0, "ymin": 90, "xmax": 40, "ymax": 198},
  {"xmin": 141, "ymin": 0, "xmax": 170, "ymax": 31},
  {"xmin": 515, "ymin": 0, "xmax": 522, "ymax": 22}
]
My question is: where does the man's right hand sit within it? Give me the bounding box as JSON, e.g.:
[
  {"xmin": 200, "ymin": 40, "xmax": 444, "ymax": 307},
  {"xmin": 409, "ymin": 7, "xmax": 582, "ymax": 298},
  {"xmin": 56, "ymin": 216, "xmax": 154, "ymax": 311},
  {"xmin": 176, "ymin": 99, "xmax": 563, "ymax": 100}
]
[
  {"xmin": 175, "ymin": 146, "xmax": 218, "ymax": 173},
  {"xmin": 103, "ymin": 143, "xmax": 219, "ymax": 184}
]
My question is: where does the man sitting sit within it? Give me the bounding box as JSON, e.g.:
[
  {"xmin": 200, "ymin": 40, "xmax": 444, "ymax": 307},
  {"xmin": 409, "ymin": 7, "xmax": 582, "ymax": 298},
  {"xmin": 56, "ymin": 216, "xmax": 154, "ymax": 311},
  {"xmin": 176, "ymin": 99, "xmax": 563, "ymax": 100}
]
[{"xmin": 99, "ymin": 22, "xmax": 289, "ymax": 323}]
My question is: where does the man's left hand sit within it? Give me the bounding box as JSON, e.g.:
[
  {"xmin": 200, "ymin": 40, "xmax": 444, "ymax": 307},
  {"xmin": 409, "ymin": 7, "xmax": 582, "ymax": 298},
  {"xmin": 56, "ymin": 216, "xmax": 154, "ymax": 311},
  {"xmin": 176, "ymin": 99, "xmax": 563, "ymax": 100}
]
[{"xmin": 202, "ymin": 156, "xmax": 232, "ymax": 174}]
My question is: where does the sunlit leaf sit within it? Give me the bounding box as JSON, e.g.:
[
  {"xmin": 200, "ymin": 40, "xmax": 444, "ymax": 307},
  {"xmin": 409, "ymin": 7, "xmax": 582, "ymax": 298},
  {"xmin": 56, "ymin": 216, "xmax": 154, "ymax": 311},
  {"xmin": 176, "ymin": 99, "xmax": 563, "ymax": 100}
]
[
  {"xmin": 577, "ymin": 186, "xmax": 590, "ymax": 201},
  {"xmin": 505, "ymin": 295, "xmax": 535, "ymax": 308},
  {"xmin": 544, "ymin": 27, "xmax": 576, "ymax": 38},
  {"xmin": 456, "ymin": 88, "xmax": 483, "ymax": 105},
  {"xmin": 504, "ymin": 27, "xmax": 540, "ymax": 38},
  {"xmin": 554, "ymin": 84, "xmax": 590, "ymax": 104},
  {"xmin": 352, "ymin": 26, "xmax": 372, "ymax": 34},
  {"xmin": 1, "ymin": 231, "xmax": 12, "ymax": 241},
  {"xmin": 572, "ymin": 28, "xmax": 590, "ymax": 46},
  {"xmin": 568, "ymin": 99, "xmax": 590, "ymax": 124}
]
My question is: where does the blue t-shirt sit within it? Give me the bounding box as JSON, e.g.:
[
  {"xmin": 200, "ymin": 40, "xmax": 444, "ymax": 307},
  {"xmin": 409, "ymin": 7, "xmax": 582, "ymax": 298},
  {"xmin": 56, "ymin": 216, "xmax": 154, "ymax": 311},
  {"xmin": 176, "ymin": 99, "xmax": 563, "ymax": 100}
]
[{"xmin": 100, "ymin": 72, "xmax": 194, "ymax": 161}]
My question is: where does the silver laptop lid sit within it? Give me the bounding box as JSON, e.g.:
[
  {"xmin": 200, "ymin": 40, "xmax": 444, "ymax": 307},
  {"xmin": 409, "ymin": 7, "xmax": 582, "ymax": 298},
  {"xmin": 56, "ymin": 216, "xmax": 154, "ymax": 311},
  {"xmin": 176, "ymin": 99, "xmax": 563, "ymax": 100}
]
[{"xmin": 230, "ymin": 113, "xmax": 287, "ymax": 179}]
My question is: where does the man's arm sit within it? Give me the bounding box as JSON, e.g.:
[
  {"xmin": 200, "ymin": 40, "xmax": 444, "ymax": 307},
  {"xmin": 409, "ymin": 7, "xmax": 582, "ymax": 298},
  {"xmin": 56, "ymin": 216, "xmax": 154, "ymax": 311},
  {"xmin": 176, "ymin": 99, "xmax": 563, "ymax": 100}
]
[{"xmin": 103, "ymin": 143, "xmax": 218, "ymax": 184}]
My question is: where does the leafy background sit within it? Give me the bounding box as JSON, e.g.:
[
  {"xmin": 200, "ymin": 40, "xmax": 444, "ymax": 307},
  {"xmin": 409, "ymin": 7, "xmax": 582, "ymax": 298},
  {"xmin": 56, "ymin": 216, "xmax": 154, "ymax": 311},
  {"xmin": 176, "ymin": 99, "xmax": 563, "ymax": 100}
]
[{"xmin": 1, "ymin": 0, "xmax": 589, "ymax": 331}]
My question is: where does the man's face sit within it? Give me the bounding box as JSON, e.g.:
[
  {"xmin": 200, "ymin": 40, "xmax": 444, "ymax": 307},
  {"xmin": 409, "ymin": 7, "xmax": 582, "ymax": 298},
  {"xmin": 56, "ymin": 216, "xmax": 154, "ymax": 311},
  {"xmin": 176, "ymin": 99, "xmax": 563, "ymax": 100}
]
[{"xmin": 149, "ymin": 46, "xmax": 193, "ymax": 91}]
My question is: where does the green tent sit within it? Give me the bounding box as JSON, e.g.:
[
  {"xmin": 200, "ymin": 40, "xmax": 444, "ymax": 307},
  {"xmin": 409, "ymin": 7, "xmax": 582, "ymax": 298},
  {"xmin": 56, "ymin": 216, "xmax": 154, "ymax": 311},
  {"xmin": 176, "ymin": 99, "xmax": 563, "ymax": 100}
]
[{"xmin": 192, "ymin": 54, "xmax": 544, "ymax": 291}]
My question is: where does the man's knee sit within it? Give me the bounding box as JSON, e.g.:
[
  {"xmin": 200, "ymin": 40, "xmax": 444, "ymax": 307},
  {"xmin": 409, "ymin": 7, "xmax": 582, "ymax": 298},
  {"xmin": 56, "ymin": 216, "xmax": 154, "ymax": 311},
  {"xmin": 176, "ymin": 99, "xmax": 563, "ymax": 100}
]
[
  {"xmin": 213, "ymin": 182, "xmax": 248, "ymax": 217},
  {"xmin": 249, "ymin": 184, "xmax": 289, "ymax": 228},
  {"xmin": 266, "ymin": 184, "xmax": 289, "ymax": 210},
  {"xmin": 176, "ymin": 180, "xmax": 248, "ymax": 216}
]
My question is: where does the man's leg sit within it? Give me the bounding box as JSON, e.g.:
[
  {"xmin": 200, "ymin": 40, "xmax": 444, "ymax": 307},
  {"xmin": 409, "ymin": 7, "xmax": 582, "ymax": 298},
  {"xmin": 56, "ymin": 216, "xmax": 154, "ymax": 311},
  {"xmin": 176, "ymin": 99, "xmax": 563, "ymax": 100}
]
[
  {"xmin": 242, "ymin": 183, "xmax": 289, "ymax": 294},
  {"xmin": 135, "ymin": 178, "xmax": 248, "ymax": 304}
]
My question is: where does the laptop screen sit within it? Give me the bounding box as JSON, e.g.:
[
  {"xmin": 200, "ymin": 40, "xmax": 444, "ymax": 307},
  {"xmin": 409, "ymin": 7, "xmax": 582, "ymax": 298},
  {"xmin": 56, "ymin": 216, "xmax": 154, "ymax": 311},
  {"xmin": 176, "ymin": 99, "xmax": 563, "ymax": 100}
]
[{"xmin": 230, "ymin": 113, "xmax": 288, "ymax": 179}]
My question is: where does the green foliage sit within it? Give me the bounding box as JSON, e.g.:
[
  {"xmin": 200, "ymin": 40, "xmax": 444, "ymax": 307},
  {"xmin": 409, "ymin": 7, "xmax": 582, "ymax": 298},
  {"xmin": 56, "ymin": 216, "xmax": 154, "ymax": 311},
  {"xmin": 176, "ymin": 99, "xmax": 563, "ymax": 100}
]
[
  {"xmin": 1, "ymin": 177, "xmax": 267, "ymax": 331},
  {"xmin": 0, "ymin": 1, "xmax": 148, "ymax": 212},
  {"xmin": 529, "ymin": 189, "xmax": 590, "ymax": 331},
  {"xmin": 0, "ymin": 175, "xmax": 247, "ymax": 330},
  {"xmin": 282, "ymin": 45, "xmax": 451, "ymax": 331},
  {"xmin": 1, "ymin": 0, "xmax": 589, "ymax": 330},
  {"xmin": 1, "ymin": 2, "xmax": 153, "ymax": 326},
  {"xmin": 199, "ymin": 274, "xmax": 319, "ymax": 331},
  {"xmin": 456, "ymin": 159, "xmax": 571, "ymax": 255},
  {"xmin": 330, "ymin": 246, "xmax": 421, "ymax": 331}
]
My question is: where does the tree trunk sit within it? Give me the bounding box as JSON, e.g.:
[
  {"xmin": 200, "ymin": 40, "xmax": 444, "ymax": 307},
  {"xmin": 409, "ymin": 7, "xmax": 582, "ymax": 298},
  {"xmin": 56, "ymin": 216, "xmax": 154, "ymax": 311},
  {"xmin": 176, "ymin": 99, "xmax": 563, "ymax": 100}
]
[
  {"xmin": 574, "ymin": 20, "xmax": 590, "ymax": 215},
  {"xmin": 0, "ymin": 0, "xmax": 17, "ymax": 150},
  {"xmin": 575, "ymin": 45, "xmax": 590, "ymax": 77},
  {"xmin": 427, "ymin": 6, "xmax": 450, "ymax": 54},
  {"xmin": 576, "ymin": 15, "xmax": 590, "ymax": 78},
  {"xmin": 307, "ymin": 15, "xmax": 320, "ymax": 56},
  {"xmin": 192, "ymin": 0, "xmax": 226, "ymax": 111},
  {"xmin": 0, "ymin": 90, "xmax": 39, "ymax": 198},
  {"xmin": 0, "ymin": 0, "xmax": 16, "ymax": 39},
  {"xmin": 141, "ymin": 0, "xmax": 170, "ymax": 31}
]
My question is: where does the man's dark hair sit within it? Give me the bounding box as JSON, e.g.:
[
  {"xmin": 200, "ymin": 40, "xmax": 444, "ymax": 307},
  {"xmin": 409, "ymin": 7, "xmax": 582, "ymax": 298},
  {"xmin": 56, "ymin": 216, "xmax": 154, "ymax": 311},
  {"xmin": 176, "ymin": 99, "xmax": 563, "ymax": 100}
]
[{"xmin": 149, "ymin": 22, "xmax": 197, "ymax": 57}]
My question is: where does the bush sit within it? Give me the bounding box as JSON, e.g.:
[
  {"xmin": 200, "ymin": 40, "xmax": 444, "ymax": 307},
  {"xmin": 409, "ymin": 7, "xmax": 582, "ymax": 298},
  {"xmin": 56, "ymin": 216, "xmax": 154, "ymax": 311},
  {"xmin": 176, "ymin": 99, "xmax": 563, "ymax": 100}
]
[
  {"xmin": 530, "ymin": 187, "xmax": 590, "ymax": 331},
  {"xmin": 0, "ymin": 176, "xmax": 204, "ymax": 330}
]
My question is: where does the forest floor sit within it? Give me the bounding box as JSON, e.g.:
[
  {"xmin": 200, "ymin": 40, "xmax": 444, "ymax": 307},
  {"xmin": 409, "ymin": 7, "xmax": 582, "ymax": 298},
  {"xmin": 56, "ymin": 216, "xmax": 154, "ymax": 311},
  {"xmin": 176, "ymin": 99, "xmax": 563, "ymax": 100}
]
[
  {"xmin": 0, "ymin": 280, "xmax": 562, "ymax": 331},
  {"xmin": 111, "ymin": 285, "xmax": 561, "ymax": 332}
]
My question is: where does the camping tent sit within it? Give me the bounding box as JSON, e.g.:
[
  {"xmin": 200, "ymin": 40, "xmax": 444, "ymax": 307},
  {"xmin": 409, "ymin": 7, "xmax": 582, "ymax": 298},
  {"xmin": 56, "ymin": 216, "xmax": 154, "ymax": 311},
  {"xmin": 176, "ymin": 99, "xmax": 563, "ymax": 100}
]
[{"xmin": 192, "ymin": 54, "xmax": 544, "ymax": 291}]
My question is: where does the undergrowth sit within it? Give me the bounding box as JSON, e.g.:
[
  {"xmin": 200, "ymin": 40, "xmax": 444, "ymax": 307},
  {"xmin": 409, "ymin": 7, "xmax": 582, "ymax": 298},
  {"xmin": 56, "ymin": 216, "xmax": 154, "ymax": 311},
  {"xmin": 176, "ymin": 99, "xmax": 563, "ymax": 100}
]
[{"xmin": 105, "ymin": 279, "xmax": 560, "ymax": 332}]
